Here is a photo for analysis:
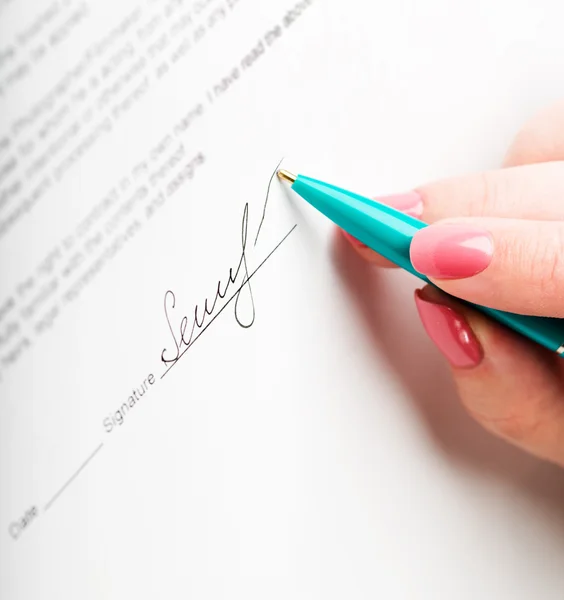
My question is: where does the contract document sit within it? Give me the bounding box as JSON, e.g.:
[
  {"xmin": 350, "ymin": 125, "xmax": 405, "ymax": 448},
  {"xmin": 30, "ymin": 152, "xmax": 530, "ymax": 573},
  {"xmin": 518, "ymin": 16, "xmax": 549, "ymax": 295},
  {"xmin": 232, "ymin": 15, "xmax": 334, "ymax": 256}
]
[{"xmin": 3, "ymin": 0, "xmax": 564, "ymax": 598}]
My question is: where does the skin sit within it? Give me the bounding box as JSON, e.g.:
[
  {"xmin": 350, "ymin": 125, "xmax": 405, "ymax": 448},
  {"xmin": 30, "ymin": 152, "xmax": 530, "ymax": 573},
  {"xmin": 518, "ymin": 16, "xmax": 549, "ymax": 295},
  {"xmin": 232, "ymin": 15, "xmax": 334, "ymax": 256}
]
[{"xmin": 343, "ymin": 99, "xmax": 564, "ymax": 468}]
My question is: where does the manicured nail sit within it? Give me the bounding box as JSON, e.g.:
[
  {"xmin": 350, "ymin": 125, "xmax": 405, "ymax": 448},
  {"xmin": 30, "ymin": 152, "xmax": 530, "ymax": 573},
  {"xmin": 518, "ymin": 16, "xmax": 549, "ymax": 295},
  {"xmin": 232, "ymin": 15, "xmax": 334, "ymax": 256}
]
[
  {"xmin": 375, "ymin": 191, "xmax": 423, "ymax": 218},
  {"xmin": 411, "ymin": 223, "xmax": 493, "ymax": 279},
  {"xmin": 414, "ymin": 290, "xmax": 483, "ymax": 368}
]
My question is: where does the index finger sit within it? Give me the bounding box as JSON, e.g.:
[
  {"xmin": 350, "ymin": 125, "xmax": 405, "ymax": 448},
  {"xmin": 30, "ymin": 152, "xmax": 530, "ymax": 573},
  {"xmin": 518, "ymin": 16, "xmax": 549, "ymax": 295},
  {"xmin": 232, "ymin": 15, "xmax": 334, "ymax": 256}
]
[{"xmin": 343, "ymin": 160, "xmax": 564, "ymax": 264}]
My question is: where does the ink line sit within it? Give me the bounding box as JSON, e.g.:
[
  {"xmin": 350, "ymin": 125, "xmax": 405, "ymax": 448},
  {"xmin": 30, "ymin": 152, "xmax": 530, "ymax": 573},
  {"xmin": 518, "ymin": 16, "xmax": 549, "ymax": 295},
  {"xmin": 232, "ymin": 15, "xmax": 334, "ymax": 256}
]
[
  {"xmin": 254, "ymin": 157, "xmax": 285, "ymax": 247},
  {"xmin": 161, "ymin": 224, "xmax": 297, "ymax": 379},
  {"xmin": 44, "ymin": 442, "xmax": 104, "ymax": 512}
]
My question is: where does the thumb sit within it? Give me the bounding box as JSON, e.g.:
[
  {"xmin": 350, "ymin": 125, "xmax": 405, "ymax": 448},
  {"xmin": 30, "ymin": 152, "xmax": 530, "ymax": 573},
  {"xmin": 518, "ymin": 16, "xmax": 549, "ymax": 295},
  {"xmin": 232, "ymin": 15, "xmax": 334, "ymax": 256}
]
[{"xmin": 414, "ymin": 285, "xmax": 564, "ymax": 466}]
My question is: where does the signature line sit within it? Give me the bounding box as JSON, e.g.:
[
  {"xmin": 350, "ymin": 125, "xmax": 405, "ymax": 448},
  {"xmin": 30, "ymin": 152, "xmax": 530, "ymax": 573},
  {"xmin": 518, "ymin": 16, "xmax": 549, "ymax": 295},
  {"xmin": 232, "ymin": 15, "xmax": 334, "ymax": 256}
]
[
  {"xmin": 44, "ymin": 442, "xmax": 104, "ymax": 512},
  {"xmin": 161, "ymin": 224, "xmax": 298, "ymax": 379}
]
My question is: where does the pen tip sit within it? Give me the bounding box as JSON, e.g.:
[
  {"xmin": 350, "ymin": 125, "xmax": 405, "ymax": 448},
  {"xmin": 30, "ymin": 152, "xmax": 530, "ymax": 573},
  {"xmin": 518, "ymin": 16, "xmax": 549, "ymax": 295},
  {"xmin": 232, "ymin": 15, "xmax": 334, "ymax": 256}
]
[{"xmin": 277, "ymin": 169, "xmax": 297, "ymax": 184}]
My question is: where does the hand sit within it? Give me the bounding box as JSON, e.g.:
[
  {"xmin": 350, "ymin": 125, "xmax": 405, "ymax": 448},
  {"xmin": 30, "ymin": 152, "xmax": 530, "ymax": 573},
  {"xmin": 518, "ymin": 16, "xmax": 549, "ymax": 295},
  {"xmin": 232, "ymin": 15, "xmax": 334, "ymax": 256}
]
[{"xmin": 343, "ymin": 100, "xmax": 564, "ymax": 467}]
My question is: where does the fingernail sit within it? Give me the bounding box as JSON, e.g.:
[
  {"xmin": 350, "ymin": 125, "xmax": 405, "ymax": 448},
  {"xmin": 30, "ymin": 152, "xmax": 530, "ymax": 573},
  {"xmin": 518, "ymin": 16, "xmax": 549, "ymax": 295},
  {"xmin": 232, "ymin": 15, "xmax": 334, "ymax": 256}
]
[
  {"xmin": 341, "ymin": 228, "xmax": 368, "ymax": 249},
  {"xmin": 375, "ymin": 191, "xmax": 423, "ymax": 218},
  {"xmin": 414, "ymin": 290, "xmax": 483, "ymax": 368},
  {"xmin": 411, "ymin": 223, "xmax": 494, "ymax": 279}
]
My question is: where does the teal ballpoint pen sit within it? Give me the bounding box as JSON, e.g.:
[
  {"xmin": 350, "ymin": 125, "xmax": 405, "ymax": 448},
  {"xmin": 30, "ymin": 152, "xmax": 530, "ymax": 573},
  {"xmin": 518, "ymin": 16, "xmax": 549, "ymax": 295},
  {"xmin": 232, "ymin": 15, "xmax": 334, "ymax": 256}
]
[{"xmin": 277, "ymin": 168, "xmax": 564, "ymax": 357}]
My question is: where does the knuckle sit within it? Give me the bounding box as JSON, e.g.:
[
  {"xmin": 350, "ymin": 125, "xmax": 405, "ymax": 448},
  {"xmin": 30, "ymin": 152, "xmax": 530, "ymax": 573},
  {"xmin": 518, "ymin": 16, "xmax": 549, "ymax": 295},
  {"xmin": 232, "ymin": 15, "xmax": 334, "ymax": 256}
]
[
  {"xmin": 522, "ymin": 229, "xmax": 564, "ymax": 299},
  {"xmin": 477, "ymin": 171, "xmax": 509, "ymax": 216}
]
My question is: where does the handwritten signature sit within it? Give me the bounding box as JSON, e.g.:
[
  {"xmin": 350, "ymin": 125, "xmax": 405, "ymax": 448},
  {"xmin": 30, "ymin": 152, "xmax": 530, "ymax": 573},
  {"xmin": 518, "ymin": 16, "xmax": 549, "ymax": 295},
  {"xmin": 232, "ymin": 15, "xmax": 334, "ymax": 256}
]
[{"xmin": 160, "ymin": 164, "xmax": 296, "ymax": 377}]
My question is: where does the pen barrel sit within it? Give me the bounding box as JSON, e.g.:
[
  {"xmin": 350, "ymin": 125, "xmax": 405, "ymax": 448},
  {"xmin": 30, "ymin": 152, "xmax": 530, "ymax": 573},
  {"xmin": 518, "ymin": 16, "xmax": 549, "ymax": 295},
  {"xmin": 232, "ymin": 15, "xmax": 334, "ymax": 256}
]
[
  {"xmin": 293, "ymin": 176, "xmax": 428, "ymax": 278},
  {"xmin": 292, "ymin": 175, "xmax": 564, "ymax": 355}
]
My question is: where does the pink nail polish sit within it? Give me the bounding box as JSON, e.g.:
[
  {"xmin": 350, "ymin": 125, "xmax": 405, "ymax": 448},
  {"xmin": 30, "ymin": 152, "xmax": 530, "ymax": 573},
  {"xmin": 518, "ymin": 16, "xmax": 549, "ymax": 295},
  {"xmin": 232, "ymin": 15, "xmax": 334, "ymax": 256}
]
[
  {"xmin": 375, "ymin": 191, "xmax": 423, "ymax": 218},
  {"xmin": 410, "ymin": 224, "xmax": 493, "ymax": 279},
  {"xmin": 414, "ymin": 291, "xmax": 483, "ymax": 368}
]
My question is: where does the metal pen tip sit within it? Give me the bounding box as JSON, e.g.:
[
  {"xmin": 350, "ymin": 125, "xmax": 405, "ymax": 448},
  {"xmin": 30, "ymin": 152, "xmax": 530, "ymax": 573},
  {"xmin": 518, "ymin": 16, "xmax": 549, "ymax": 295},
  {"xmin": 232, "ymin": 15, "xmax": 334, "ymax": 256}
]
[{"xmin": 277, "ymin": 169, "xmax": 297, "ymax": 184}]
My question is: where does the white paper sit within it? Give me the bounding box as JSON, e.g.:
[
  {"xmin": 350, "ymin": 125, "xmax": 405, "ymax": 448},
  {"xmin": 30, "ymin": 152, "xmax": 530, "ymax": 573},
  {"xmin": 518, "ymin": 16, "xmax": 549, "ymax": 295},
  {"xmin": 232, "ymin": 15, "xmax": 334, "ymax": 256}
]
[{"xmin": 3, "ymin": 0, "xmax": 564, "ymax": 598}]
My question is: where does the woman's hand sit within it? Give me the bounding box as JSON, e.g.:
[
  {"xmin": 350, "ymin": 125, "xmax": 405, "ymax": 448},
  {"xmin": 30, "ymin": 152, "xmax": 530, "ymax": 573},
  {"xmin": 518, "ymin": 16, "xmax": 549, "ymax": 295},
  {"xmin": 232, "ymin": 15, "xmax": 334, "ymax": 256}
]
[{"xmin": 343, "ymin": 100, "xmax": 564, "ymax": 467}]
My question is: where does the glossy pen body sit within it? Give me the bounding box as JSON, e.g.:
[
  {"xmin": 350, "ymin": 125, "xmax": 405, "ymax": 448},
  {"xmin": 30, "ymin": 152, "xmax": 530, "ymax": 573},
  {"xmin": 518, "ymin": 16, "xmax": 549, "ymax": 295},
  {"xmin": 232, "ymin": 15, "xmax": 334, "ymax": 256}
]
[{"xmin": 279, "ymin": 171, "xmax": 564, "ymax": 356}]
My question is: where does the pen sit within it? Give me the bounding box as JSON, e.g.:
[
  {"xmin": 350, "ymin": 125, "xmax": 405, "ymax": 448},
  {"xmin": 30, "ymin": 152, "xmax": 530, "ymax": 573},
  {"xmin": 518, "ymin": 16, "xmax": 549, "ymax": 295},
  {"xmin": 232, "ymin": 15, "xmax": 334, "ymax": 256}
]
[{"xmin": 277, "ymin": 169, "xmax": 564, "ymax": 357}]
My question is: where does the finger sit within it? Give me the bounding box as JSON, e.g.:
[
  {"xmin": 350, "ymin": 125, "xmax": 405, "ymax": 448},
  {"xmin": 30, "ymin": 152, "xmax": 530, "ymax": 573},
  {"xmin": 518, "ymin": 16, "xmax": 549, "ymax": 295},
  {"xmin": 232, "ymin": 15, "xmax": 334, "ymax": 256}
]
[
  {"xmin": 410, "ymin": 217, "xmax": 564, "ymax": 317},
  {"xmin": 343, "ymin": 160, "xmax": 564, "ymax": 265},
  {"xmin": 504, "ymin": 99, "xmax": 564, "ymax": 166},
  {"xmin": 347, "ymin": 97, "xmax": 564, "ymax": 262},
  {"xmin": 414, "ymin": 285, "xmax": 564, "ymax": 467},
  {"xmin": 418, "ymin": 161, "xmax": 564, "ymax": 223}
]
